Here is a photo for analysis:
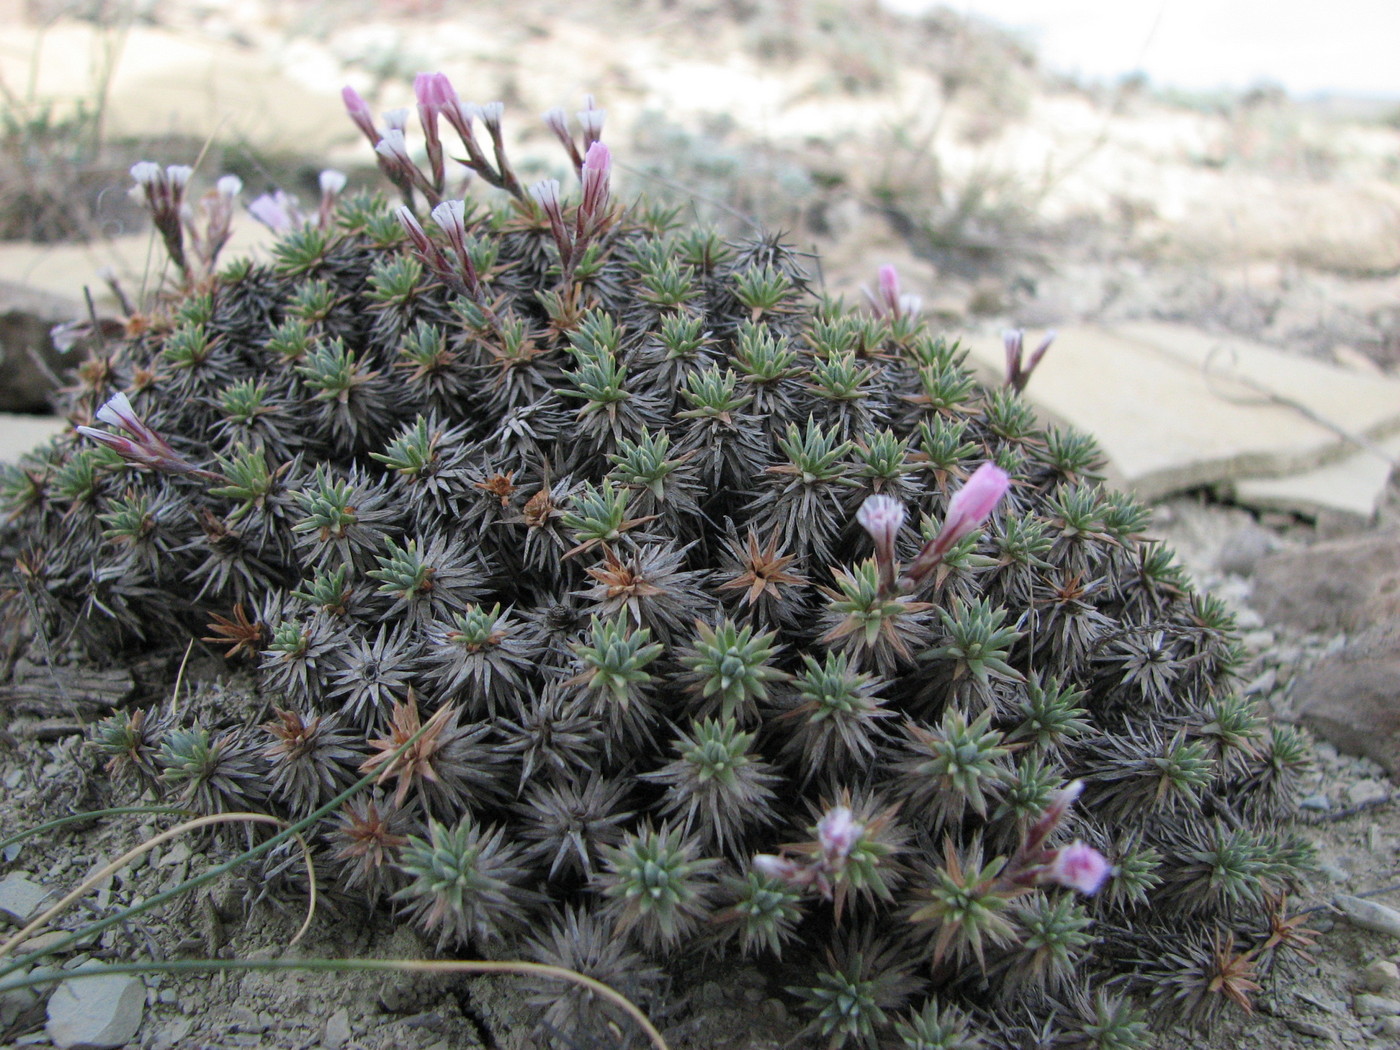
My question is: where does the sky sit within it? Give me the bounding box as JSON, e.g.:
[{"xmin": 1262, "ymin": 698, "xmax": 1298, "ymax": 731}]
[{"xmin": 882, "ymin": 0, "xmax": 1400, "ymax": 99}]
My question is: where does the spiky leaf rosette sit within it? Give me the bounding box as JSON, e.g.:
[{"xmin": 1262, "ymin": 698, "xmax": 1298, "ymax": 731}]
[
  {"xmin": 594, "ymin": 821, "xmax": 721, "ymax": 953},
  {"xmin": 394, "ymin": 813, "xmax": 539, "ymax": 950},
  {"xmin": 640, "ymin": 717, "xmax": 782, "ymax": 857},
  {"xmin": 523, "ymin": 905, "xmax": 665, "ymax": 1049},
  {"xmin": 788, "ymin": 924, "xmax": 922, "ymax": 1050}
]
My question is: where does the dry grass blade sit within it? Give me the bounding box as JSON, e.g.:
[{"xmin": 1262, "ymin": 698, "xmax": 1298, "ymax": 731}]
[{"xmin": 0, "ymin": 811, "xmax": 318, "ymax": 956}]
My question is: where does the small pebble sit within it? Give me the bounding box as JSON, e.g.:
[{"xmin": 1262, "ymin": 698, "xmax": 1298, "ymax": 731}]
[
  {"xmin": 322, "ymin": 1007, "xmax": 351, "ymax": 1049},
  {"xmin": 1337, "ymin": 896, "xmax": 1400, "ymax": 940},
  {"xmin": 1318, "ymin": 860, "xmax": 1352, "ymax": 884},
  {"xmin": 1347, "ymin": 779, "xmax": 1391, "ymax": 807},
  {"xmin": 150, "ymin": 1018, "xmax": 193, "ymax": 1050},
  {"xmin": 761, "ymin": 999, "xmax": 789, "ymax": 1025},
  {"xmin": 1300, "ymin": 795, "xmax": 1332, "ymax": 812},
  {"xmin": 1232, "ymin": 607, "xmax": 1263, "ymax": 630},
  {"xmin": 1243, "ymin": 668, "xmax": 1277, "ymax": 695},
  {"xmin": 1241, "ymin": 628, "xmax": 1276, "ymax": 651},
  {"xmin": 1353, "ymin": 993, "xmax": 1400, "ymax": 1017},
  {"xmin": 696, "ymin": 981, "xmax": 726, "ymax": 1008},
  {"xmin": 1378, "ymin": 1016, "xmax": 1400, "ymax": 1038},
  {"xmin": 1360, "ymin": 960, "xmax": 1400, "ymax": 996}
]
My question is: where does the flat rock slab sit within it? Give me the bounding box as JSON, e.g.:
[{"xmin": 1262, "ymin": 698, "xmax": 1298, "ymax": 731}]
[
  {"xmin": 0, "ymin": 23, "xmax": 349, "ymax": 157},
  {"xmin": 1233, "ymin": 431, "xmax": 1400, "ymax": 524},
  {"xmin": 963, "ymin": 323, "xmax": 1400, "ymax": 507},
  {"xmin": 45, "ymin": 968, "xmax": 145, "ymax": 1050},
  {"xmin": 0, "ymin": 223, "xmax": 276, "ymax": 311},
  {"xmin": 0, "ymin": 413, "xmax": 67, "ymax": 466},
  {"xmin": 0, "ymin": 873, "xmax": 51, "ymax": 925}
]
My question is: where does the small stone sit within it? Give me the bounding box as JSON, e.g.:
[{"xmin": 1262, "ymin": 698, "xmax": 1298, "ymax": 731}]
[
  {"xmin": 0, "ymin": 966, "xmax": 38, "ymax": 1028},
  {"xmin": 743, "ymin": 986, "xmax": 764, "ymax": 1003},
  {"xmin": 1284, "ymin": 1017, "xmax": 1336, "ymax": 1041},
  {"xmin": 761, "ymin": 998, "xmax": 789, "ymax": 1025},
  {"xmin": 322, "ymin": 1007, "xmax": 351, "ymax": 1048},
  {"xmin": 1318, "ymin": 859, "xmax": 1351, "ymax": 883},
  {"xmin": 697, "ymin": 981, "xmax": 726, "ymax": 1007},
  {"xmin": 1347, "ymin": 779, "xmax": 1391, "ymax": 807},
  {"xmin": 1361, "ymin": 960, "xmax": 1400, "ymax": 996},
  {"xmin": 1217, "ymin": 523, "xmax": 1279, "ymax": 576},
  {"xmin": 150, "ymin": 1017, "xmax": 192, "ymax": 1050},
  {"xmin": 1242, "ymin": 628, "xmax": 1276, "ymax": 651},
  {"xmin": 1243, "ymin": 668, "xmax": 1278, "ymax": 696},
  {"xmin": 0, "ymin": 874, "xmax": 51, "ymax": 925},
  {"xmin": 1300, "ymin": 794, "xmax": 1332, "ymax": 811},
  {"xmin": 1379, "ymin": 1016, "xmax": 1400, "ymax": 1038},
  {"xmin": 1353, "ymin": 993, "xmax": 1400, "ymax": 1017},
  {"xmin": 1235, "ymin": 606, "xmax": 1265, "ymax": 630},
  {"xmin": 45, "ymin": 968, "xmax": 145, "ymax": 1050},
  {"xmin": 1337, "ymin": 895, "xmax": 1400, "ymax": 939}
]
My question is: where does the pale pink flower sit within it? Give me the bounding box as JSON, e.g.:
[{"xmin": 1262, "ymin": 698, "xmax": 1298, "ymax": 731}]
[
  {"xmin": 577, "ymin": 94, "xmax": 605, "ymax": 146},
  {"xmin": 579, "ymin": 141, "xmax": 612, "ymax": 227},
  {"xmin": 817, "ymin": 805, "xmax": 862, "ymax": 864},
  {"xmin": 941, "ymin": 461, "xmax": 1011, "ymax": 545},
  {"xmin": 247, "ymin": 191, "xmax": 304, "ymax": 233},
  {"xmin": 856, "ymin": 494, "xmax": 906, "ymax": 594},
  {"xmin": 78, "ymin": 393, "xmax": 218, "ymax": 480},
  {"xmin": 1044, "ymin": 841, "xmax": 1111, "ymax": 895},
  {"xmin": 856, "ymin": 494, "xmax": 906, "ymax": 549},
  {"xmin": 863, "ymin": 264, "xmax": 922, "ymax": 320}
]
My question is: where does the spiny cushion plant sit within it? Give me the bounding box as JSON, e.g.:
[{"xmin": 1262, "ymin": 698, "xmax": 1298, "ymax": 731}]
[{"xmin": 0, "ymin": 74, "xmax": 1316, "ymax": 1048}]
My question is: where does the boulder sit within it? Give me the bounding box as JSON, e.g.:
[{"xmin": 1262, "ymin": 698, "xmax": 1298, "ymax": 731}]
[
  {"xmin": 0, "ymin": 280, "xmax": 81, "ymax": 412},
  {"xmin": 1293, "ymin": 623, "xmax": 1400, "ymax": 780},
  {"xmin": 1250, "ymin": 530, "xmax": 1400, "ymax": 632}
]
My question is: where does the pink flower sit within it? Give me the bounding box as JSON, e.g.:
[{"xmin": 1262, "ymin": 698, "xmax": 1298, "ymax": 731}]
[
  {"xmin": 1044, "ymin": 841, "xmax": 1111, "ymax": 895},
  {"xmin": 577, "ymin": 95, "xmax": 605, "ymax": 146},
  {"xmin": 94, "ymin": 392, "xmax": 157, "ymax": 446},
  {"xmin": 77, "ymin": 393, "xmax": 219, "ymax": 480},
  {"xmin": 900, "ymin": 461, "xmax": 1011, "ymax": 590},
  {"xmin": 247, "ymin": 191, "xmax": 304, "ymax": 233},
  {"xmin": 856, "ymin": 494, "xmax": 905, "ymax": 548},
  {"xmin": 530, "ymin": 179, "xmax": 572, "ymax": 269},
  {"xmin": 941, "ymin": 461, "xmax": 1011, "ymax": 544},
  {"xmin": 579, "ymin": 141, "xmax": 612, "ymax": 229},
  {"xmin": 751, "ymin": 854, "xmax": 805, "ymax": 884},
  {"xmin": 341, "ymin": 85, "xmax": 379, "ymax": 146},
  {"xmin": 863, "ymin": 264, "xmax": 922, "ymax": 320},
  {"xmin": 817, "ymin": 805, "xmax": 862, "ymax": 864},
  {"xmin": 1004, "ymin": 328, "xmax": 1056, "ymax": 393}
]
